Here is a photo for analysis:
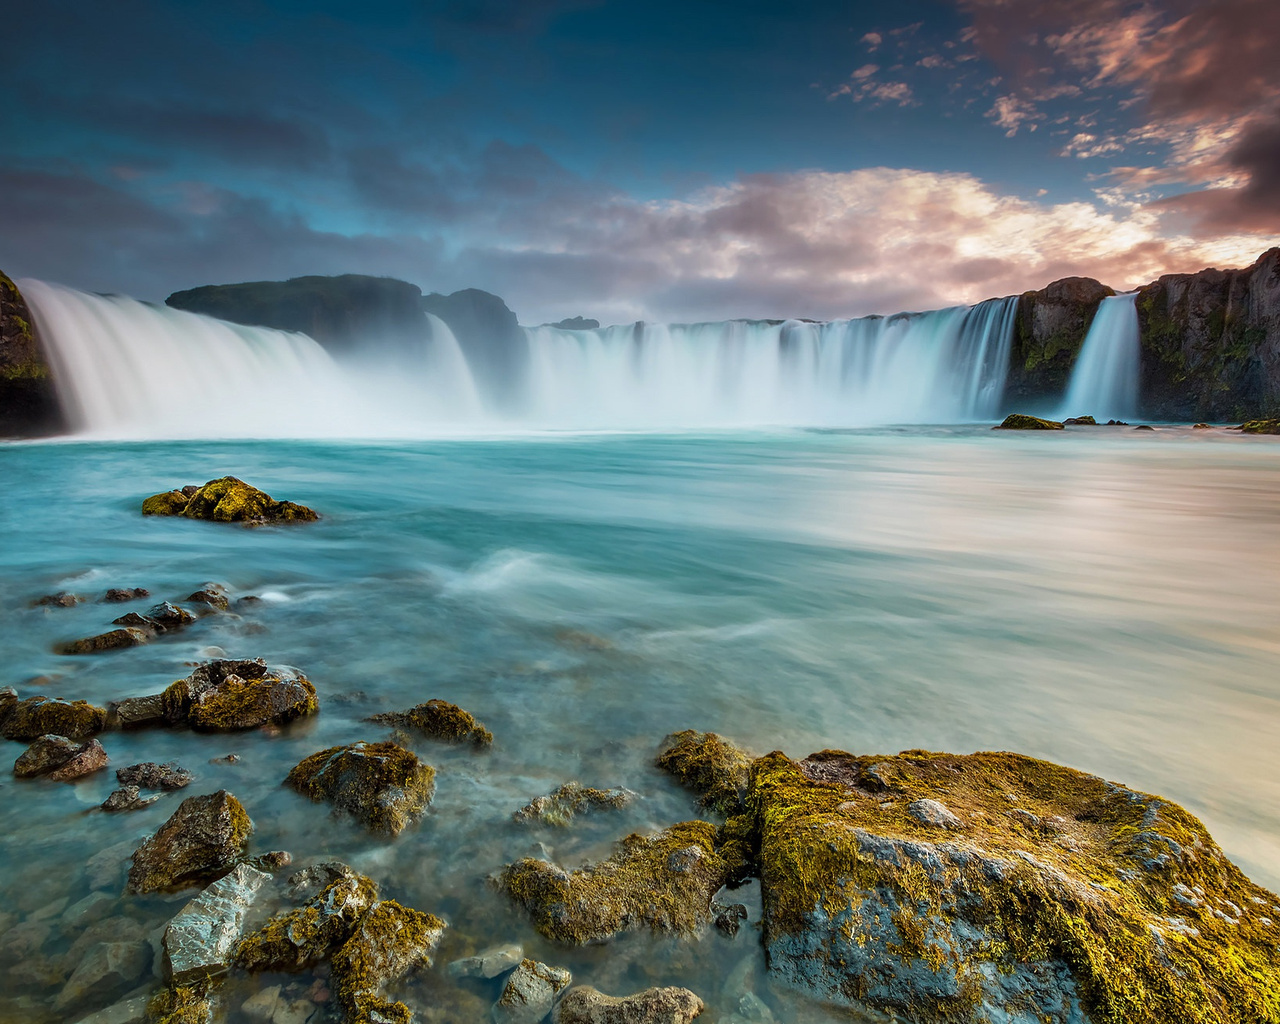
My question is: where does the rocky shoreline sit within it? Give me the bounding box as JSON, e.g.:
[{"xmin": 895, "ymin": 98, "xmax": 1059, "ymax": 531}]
[{"xmin": 3, "ymin": 250, "xmax": 1280, "ymax": 437}]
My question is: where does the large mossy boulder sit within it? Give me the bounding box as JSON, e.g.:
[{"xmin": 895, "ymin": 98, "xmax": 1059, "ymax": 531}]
[
  {"xmin": 746, "ymin": 747, "xmax": 1280, "ymax": 1024},
  {"xmin": 500, "ymin": 821, "xmax": 738, "ymax": 944},
  {"xmin": 162, "ymin": 658, "xmax": 319, "ymax": 731},
  {"xmin": 0, "ymin": 270, "xmax": 65, "ymax": 438},
  {"xmin": 285, "ymin": 741, "xmax": 435, "ymax": 836},
  {"xmin": 657, "ymin": 730, "xmax": 753, "ymax": 815},
  {"xmin": 994, "ymin": 413, "xmax": 1065, "ymax": 430},
  {"xmin": 1, "ymin": 695, "xmax": 107, "ymax": 740},
  {"xmin": 235, "ymin": 868, "xmax": 379, "ymax": 972},
  {"xmin": 142, "ymin": 476, "xmax": 318, "ymax": 525},
  {"xmin": 367, "ymin": 699, "xmax": 493, "ymax": 747},
  {"xmin": 127, "ymin": 790, "xmax": 254, "ymax": 894},
  {"xmin": 330, "ymin": 900, "xmax": 447, "ymax": 1024}
]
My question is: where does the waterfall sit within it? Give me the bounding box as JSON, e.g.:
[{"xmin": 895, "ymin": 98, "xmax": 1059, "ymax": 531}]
[
  {"xmin": 1060, "ymin": 293, "xmax": 1140, "ymax": 422},
  {"xmin": 22, "ymin": 279, "xmax": 1019, "ymax": 436}
]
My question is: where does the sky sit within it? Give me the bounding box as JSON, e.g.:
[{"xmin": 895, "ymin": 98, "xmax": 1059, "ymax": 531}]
[{"xmin": 1, "ymin": 0, "xmax": 1278, "ymax": 325}]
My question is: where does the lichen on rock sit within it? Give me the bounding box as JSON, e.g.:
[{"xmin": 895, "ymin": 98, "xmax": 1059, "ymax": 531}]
[
  {"xmin": 234, "ymin": 868, "xmax": 378, "ymax": 972},
  {"xmin": 162, "ymin": 658, "xmax": 319, "ymax": 731},
  {"xmin": 1, "ymin": 695, "xmax": 107, "ymax": 740},
  {"xmin": 330, "ymin": 899, "xmax": 446, "ymax": 1024},
  {"xmin": 127, "ymin": 789, "xmax": 254, "ymax": 893},
  {"xmin": 142, "ymin": 476, "xmax": 318, "ymax": 525},
  {"xmin": 367, "ymin": 699, "xmax": 493, "ymax": 747},
  {"xmin": 513, "ymin": 782, "xmax": 633, "ymax": 827},
  {"xmin": 285, "ymin": 741, "xmax": 435, "ymax": 836},
  {"xmin": 500, "ymin": 820, "xmax": 736, "ymax": 944},
  {"xmin": 994, "ymin": 413, "xmax": 1065, "ymax": 430},
  {"xmin": 147, "ymin": 985, "xmax": 214, "ymax": 1024},
  {"xmin": 656, "ymin": 730, "xmax": 753, "ymax": 815}
]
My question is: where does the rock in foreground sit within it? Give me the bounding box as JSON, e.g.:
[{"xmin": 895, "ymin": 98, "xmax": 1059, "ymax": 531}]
[
  {"xmin": 331, "ymin": 900, "xmax": 446, "ymax": 1024},
  {"xmin": 142, "ymin": 476, "xmax": 318, "ymax": 525},
  {"xmin": 285, "ymin": 741, "xmax": 435, "ymax": 836},
  {"xmin": 657, "ymin": 730, "xmax": 752, "ymax": 815},
  {"xmin": 162, "ymin": 658, "xmax": 319, "ymax": 731},
  {"xmin": 163, "ymin": 862, "xmax": 271, "ymax": 984},
  {"xmin": 994, "ymin": 413, "xmax": 1065, "ymax": 430},
  {"xmin": 500, "ymin": 821, "xmax": 736, "ymax": 944},
  {"xmin": 128, "ymin": 790, "xmax": 253, "ymax": 893},
  {"xmin": 746, "ymin": 746, "xmax": 1280, "ymax": 1024},
  {"xmin": 553, "ymin": 986, "xmax": 704, "ymax": 1024},
  {"xmin": 235, "ymin": 867, "xmax": 378, "ymax": 972},
  {"xmin": 14, "ymin": 735, "xmax": 108, "ymax": 781}
]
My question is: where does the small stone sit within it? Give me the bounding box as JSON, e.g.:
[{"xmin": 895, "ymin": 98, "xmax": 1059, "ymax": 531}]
[
  {"xmin": 35, "ymin": 591, "xmax": 82, "ymax": 607},
  {"xmin": 117, "ymin": 761, "xmax": 193, "ymax": 790},
  {"xmin": 552, "ymin": 986, "xmax": 704, "ymax": 1024},
  {"xmin": 146, "ymin": 601, "xmax": 196, "ymax": 630},
  {"xmin": 907, "ymin": 798, "xmax": 962, "ymax": 829},
  {"xmin": 211, "ymin": 753, "xmax": 240, "ymax": 764},
  {"xmin": 188, "ymin": 586, "xmax": 230, "ymax": 611},
  {"xmin": 61, "ymin": 628, "xmax": 150, "ymax": 655},
  {"xmin": 249, "ymin": 850, "xmax": 293, "ymax": 871},
  {"xmin": 733, "ymin": 992, "xmax": 774, "ymax": 1022},
  {"xmin": 449, "ymin": 942, "xmax": 524, "ymax": 979},
  {"xmin": 241, "ymin": 986, "xmax": 281, "ymax": 1020},
  {"xmin": 102, "ymin": 588, "xmax": 150, "ymax": 603},
  {"xmin": 493, "ymin": 959, "xmax": 572, "ymax": 1024},
  {"xmin": 712, "ymin": 899, "xmax": 748, "ymax": 937},
  {"xmin": 53, "ymin": 940, "xmax": 152, "ymax": 1012}
]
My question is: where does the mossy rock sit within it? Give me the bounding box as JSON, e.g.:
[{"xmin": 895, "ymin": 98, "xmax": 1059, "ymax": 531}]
[
  {"xmin": 142, "ymin": 476, "xmax": 318, "ymax": 525},
  {"xmin": 994, "ymin": 413, "xmax": 1065, "ymax": 430},
  {"xmin": 127, "ymin": 790, "xmax": 253, "ymax": 893},
  {"xmin": 1240, "ymin": 419, "xmax": 1280, "ymax": 434},
  {"xmin": 60, "ymin": 627, "xmax": 150, "ymax": 654},
  {"xmin": 285, "ymin": 741, "xmax": 435, "ymax": 836},
  {"xmin": 513, "ymin": 782, "xmax": 633, "ymax": 827},
  {"xmin": 656, "ymin": 730, "xmax": 753, "ymax": 815},
  {"xmin": 747, "ymin": 747, "xmax": 1280, "ymax": 1023},
  {"xmin": 234, "ymin": 869, "xmax": 379, "ymax": 972},
  {"xmin": 1, "ymin": 696, "xmax": 107, "ymax": 740},
  {"xmin": 331, "ymin": 900, "xmax": 446, "ymax": 1024},
  {"xmin": 500, "ymin": 820, "xmax": 736, "ymax": 944},
  {"xmin": 147, "ymin": 986, "xmax": 214, "ymax": 1024},
  {"xmin": 367, "ymin": 699, "xmax": 493, "ymax": 747},
  {"xmin": 162, "ymin": 658, "xmax": 319, "ymax": 731}
]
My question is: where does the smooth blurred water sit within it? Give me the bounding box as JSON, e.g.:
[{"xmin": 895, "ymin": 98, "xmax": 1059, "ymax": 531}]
[{"xmin": 2, "ymin": 426, "xmax": 1279, "ymax": 1021}]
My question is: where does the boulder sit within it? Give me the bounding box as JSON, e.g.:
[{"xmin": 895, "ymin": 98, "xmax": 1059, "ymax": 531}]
[
  {"xmin": 61, "ymin": 628, "xmax": 150, "ymax": 654},
  {"xmin": 162, "ymin": 658, "xmax": 319, "ymax": 730},
  {"xmin": 1062, "ymin": 415, "xmax": 1097, "ymax": 425},
  {"xmin": 1240, "ymin": 418, "xmax": 1280, "ymax": 434},
  {"xmin": 285, "ymin": 741, "xmax": 434, "ymax": 836},
  {"xmin": 448, "ymin": 942, "xmax": 524, "ymax": 979},
  {"xmin": 101, "ymin": 786, "xmax": 160, "ymax": 812},
  {"xmin": 513, "ymin": 783, "xmax": 632, "ymax": 827},
  {"xmin": 102, "ymin": 588, "xmax": 150, "ymax": 603},
  {"xmin": 117, "ymin": 761, "xmax": 193, "ymax": 790},
  {"xmin": 492, "ymin": 959, "xmax": 572, "ymax": 1024},
  {"xmin": 114, "ymin": 601, "xmax": 196, "ymax": 632},
  {"xmin": 127, "ymin": 790, "xmax": 253, "ymax": 893},
  {"xmin": 994, "ymin": 413, "xmax": 1065, "ymax": 430},
  {"xmin": 552, "ymin": 986, "xmax": 704, "ymax": 1024},
  {"xmin": 367, "ymin": 699, "xmax": 493, "ymax": 747},
  {"xmin": 2, "ymin": 696, "xmax": 107, "ymax": 740},
  {"xmin": 656, "ymin": 730, "xmax": 753, "ymax": 815},
  {"xmin": 187, "ymin": 585, "xmax": 229, "ymax": 610},
  {"xmin": 0, "ymin": 686, "xmax": 16, "ymax": 728},
  {"xmin": 331, "ymin": 900, "xmax": 447, "ymax": 1024},
  {"xmin": 142, "ymin": 476, "xmax": 318, "ymax": 525},
  {"xmin": 234, "ymin": 869, "xmax": 378, "ymax": 972},
  {"xmin": 0, "ymin": 269, "xmax": 65, "ymax": 438},
  {"xmin": 15, "ymin": 735, "xmax": 108, "ymax": 781},
  {"xmin": 52, "ymin": 940, "xmax": 151, "ymax": 1012},
  {"xmin": 110, "ymin": 694, "xmax": 168, "ymax": 729},
  {"xmin": 163, "ymin": 861, "xmax": 271, "ymax": 984},
  {"xmin": 747, "ymin": 747, "xmax": 1280, "ymax": 1023},
  {"xmin": 500, "ymin": 821, "xmax": 736, "ymax": 944},
  {"xmin": 35, "ymin": 590, "xmax": 82, "ymax": 607},
  {"xmin": 110, "ymin": 612, "xmax": 158, "ymax": 631}
]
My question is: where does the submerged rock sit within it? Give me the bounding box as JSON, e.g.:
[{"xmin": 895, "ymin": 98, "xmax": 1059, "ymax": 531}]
[
  {"xmin": 994, "ymin": 413, "xmax": 1065, "ymax": 430},
  {"xmin": 746, "ymin": 746, "xmax": 1280, "ymax": 1023},
  {"xmin": 127, "ymin": 790, "xmax": 254, "ymax": 893},
  {"xmin": 102, "ymin": 587, "xmax": 150, "ymax": 603},
  {"xmin": 235, "ymin": 868, "xmax": 378, "ymax": 972},
  {"xmin": 53, "ymin": 939, "xmax": 151, "ymax": 1012},
  {"xmin": 14, "ymin": 735, "xmax": 108, "ymax": 781},
  {"xmin": 493, "ymin": 959, "xmax": 572, "ymax": 1024},
  {"xmin": 513, "ymin": 783, "xmax": 633, "ymax": 827},
  {"xmin": 118, "ymin": 761, "xmax": 193, "ymax": 790},
  {"xmin": 101, "ymin": 785, "xmax": 160, "ymax": 812},
  {"xmin": 35, "ymin": 591, "xmax": 82, "ymax": 607},
  {"xmin": 367, "ymin": 699, "xmax": 493, "ymax": 747},
  {"xmin": 285, "ymin": 741, "xmax": 434, "ymax": 836},
  {"xmin": 147, "ymin": 986, "xmax": 214, "ymax": 1024},
  {"xmin": 331, "ymin": 899, "xmax": 447, "ymax": 1024},
  {"xmin": 656, "ymin": 730, "xmax": 753, "ymax": 815},
  {"xmin": 187, "ymin": 585, "xmax": 229, "ymax": 611},
  {"xmin": 142, "ymin": 476, "xmax": 319, "ymax": 525},
  {"xmin": 449, "ymin": 942, "xmax": 524, "ymax": 979},
  {"xmin": 163, "ymin": 861, "xmax": 271, "ymax": 984},
  {"xmin": 2, "ymin": 696, "xmax": 107, "ymax": 740},
  {"xmin": 552, "ymin": 986, "xmax": 704, "ymax": 1024},
  {"xmin": 500, "ymin": 821, "xmax": 736, "ymax": 944},
  {"xmin": 1062, "ymin": 415, "xmax": 1096, "ymax": 425},
  {"xmin": 162, "ymin": 658, "xmax": 319, "ymax": 731},
  {"xmin": 61, "ymin": 627, "xmax": 150, "ymax": 654}
]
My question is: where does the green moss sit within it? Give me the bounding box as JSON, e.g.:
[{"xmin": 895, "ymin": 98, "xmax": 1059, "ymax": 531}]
[
  {"xmin": 368, "ymin": 699, "xmax": 493, "ymax": 747},
  {"xmin": 186, "ymin": 674, "xmax": 318, "ymax": 731},
  {"xmin": 0, "ymin": 696, "xmax": 107, "ymax": 740},
  {"xmin": 141, "ymin": 477, "xmax": 318, "ymax": 524},
  {"xmin": 500, "ymin": 820, "xmax": 735, "ymax": 944},
  {"xmin": 748, "ymin": 748, "xmax": 1280, "ymax": 1024},
  {"xmin": 1240, "ymin": 419, "xmax": 1280, "ymax": 435},
  {"xmin": 656, "ymin": 730, "xmax": 753, "ymax": 814},
  {"xmin": 285, "ymin": 741, "xmax": 435, "ymax": 836},
  {"xmin": 331, "ymin": 900, "xmax": 446, "ymax": 1024},
  {"xmin": 142, "ymin": 491, "xmax": 190, "ymax": 516},
  {"xmin": 235, "ymin": 872, "xmax": 379, "ymax": 972},
  {"xmin": 147, "ymin": 986, "xmax": 213, "ymax": 1024},
  {"xmin": 513, "ymin": 782, "xmax": 632, "ymax": 826},
  {"xmin": 995, "ymin": 414, "xmax": 1064, "ymax": 430}
]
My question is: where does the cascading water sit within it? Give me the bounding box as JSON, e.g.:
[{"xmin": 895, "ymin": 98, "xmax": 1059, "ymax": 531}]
[
  {"xmin": 22, "ymin": 279, "xmax": 1020, "ymax": 436},
  {"xmin": 1060, "ymin": 293, "xmax": 1140, "ymax": 422}
]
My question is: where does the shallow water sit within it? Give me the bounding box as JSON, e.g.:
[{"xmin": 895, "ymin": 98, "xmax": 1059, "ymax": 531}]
[{"xmin": 2, "ymin": 426, "xmax": 1280, "ymax": 1021}]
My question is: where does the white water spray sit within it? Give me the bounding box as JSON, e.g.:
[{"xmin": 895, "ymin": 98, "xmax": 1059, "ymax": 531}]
[{"xmin": 1060, "ymin": 293, "xmax": 1140, "ymax": 422}]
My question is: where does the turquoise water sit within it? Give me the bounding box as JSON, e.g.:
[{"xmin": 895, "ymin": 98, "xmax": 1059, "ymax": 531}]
[{"xmin": 2, "ymin": 426, "xmax": 1280, "ymax": 1020}]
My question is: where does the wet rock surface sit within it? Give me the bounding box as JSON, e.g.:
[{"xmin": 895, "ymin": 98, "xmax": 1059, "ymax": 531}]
[
  {"xmin": 163, "ymin": 862, "xmax": 271, "ymax": 984},
  {"xmin": 142, "ymin": 476, "xmax": 319, "ymax": 525},
  {"xmin": 127, "ymin": 790, "xmax": 254, "ymax": 893},
  {"xmin": 162, "ymin": 658, "xmax": 319, "ymax": 731},
  {"xmin": 367, "ymin": 698, "xmax": 494, "ymax": 747},
  {"xmin": 117, "ymin": 761, "xmax": 193, "ymax": 790},
  {"xmin": 61, "ymin": 627, "xmax": 150, "ymax": 654},
  {"xmin": 102, "ymin": 588, "xmax": 150, "ymax": 603},
  {"xmin": 448, "ymin": 942, "xmax": 524, "ymax": 979},
  {"xmin": 101, "ymin": 785, "xmax": 160, "ymax": 812},
  {"xmin": 14, "ymin": 735, "xmax": 108, "ymax": 781},
  {"xmin": 656, "ymin": 731, "xmax": 753, "ymax": 815},
  {"xmin": 35, "ymin": 591, "xmax": 82, "ymax": 608},
  {"xmin": 2, "ymin": 696, "xmax": 107, "ymax": 740},
  {"xmin": 552, "ymin": 986, "xmax": 705, "ymax": 1024},
  {"xmin": 994, "ymin": 413, "xmax": 1065, "ymax": 430},
  {"xmin": 493, "ymin": 959, "xmax": 572, "ymax": 1024},
  {"xmin": 513, "ymin": 783, "xmax": 632, "ymax": 826},
  {"xmin": 330, "ymin": 899, "xmax": 446, "ymax": 1024},
  {"xmin": 235, "ymin": 867, "xmax": 378, "ymax": 972},
  {"xmin": 285, "ymin": 741, "xmax": 434, "ymax": 836}
]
